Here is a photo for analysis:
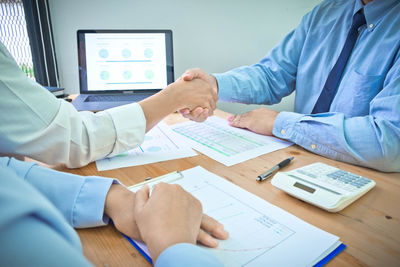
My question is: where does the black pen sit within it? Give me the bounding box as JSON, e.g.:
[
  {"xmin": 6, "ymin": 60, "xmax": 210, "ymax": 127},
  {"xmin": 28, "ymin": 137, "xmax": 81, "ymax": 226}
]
[{"xmin": 256, "ymin": 157, "xmax": 294, "ymax": 182}]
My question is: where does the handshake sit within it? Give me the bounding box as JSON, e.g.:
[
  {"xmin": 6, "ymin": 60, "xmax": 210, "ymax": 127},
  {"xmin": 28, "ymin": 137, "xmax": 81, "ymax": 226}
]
[{"xmin": 170, "ymin": 68, "xmax": 219, "ymax": 122}]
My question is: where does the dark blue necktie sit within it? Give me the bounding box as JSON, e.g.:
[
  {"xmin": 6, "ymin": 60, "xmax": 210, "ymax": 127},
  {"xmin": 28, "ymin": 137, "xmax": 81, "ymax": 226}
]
[{"xmin": 312, "ymin": 9, "xmax": 366, "ymax": 114}]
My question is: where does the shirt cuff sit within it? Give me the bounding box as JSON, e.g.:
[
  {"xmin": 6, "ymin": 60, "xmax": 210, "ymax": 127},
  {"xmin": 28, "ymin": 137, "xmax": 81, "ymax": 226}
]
[
  {"xmin": 272, "ymin": 111, "xmax": 303, "ymax": 139},
  {"xmin": 73, "ymin": 177, "xmax": 119, "ymax": 228},
  {"xmin": 105, "ymin": 103, "xmax": 146, "ymax": 156},
  {"xmin": 156, "ymin": 243, "xmax": 223, "ymax": 267},
  {"xmin": 213, "ymin": 73, "xmax": 236, "ymax": 102},
  {"xmin": 273, "ymin": 111, "xmax": 341, "ymax": 156}
]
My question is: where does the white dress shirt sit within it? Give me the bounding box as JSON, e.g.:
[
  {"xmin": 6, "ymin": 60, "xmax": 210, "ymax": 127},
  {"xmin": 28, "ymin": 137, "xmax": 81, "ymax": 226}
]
[{"xmin": 0, "ymin": 42, "xmax": 146, "ymax": 168}]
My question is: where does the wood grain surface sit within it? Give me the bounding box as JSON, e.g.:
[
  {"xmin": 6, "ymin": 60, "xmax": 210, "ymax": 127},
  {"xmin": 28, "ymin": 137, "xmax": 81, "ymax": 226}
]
[{"xmin": 56, "ymin": 110, "xmax": 399, "ymax": 267}]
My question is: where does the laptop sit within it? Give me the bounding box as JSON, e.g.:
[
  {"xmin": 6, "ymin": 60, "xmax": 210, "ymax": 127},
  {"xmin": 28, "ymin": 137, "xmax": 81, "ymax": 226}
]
[{"xmin": 72, "ymin": 29, "xmax": 174, "ymax": 111}]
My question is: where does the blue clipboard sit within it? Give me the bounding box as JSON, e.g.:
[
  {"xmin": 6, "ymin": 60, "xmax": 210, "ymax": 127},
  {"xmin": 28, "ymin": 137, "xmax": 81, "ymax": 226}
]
[
  {"xmin": 314, "ymin": 243, "xmax": 347, "ymax": 267},
  {"xmin": 123, "ymin": 234, "xmax": 153, "ymax": 265}
]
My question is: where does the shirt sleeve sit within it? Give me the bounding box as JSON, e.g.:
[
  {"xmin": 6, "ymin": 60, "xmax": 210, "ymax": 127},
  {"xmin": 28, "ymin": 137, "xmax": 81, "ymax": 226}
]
[
  {"xmin": 0, "ymin": 160, "xmax": 92, "ymax": 267},
  {"xmin": 155, "ymin": 243, "xmax": 223, "ymax": 267},
  {"xmin": 214, "ymin": 10, "xmax": 311, "ymax": 105},
  {"xmin": 0, "ymin": 157, "xmax": 117, "ymax": 228},
  {"xmin": 0, "ymin": 42, "xmax": 146, "ymax": 168},
  {"xmin": 272, "ymin": 56, "xmax": 400, "ymax": 172}
]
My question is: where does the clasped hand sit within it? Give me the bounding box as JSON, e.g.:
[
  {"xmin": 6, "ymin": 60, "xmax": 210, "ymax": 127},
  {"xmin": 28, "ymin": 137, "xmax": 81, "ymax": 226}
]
[{"xmin": 104, "ymin": 184, "xmax": 229, "ymax": 261}]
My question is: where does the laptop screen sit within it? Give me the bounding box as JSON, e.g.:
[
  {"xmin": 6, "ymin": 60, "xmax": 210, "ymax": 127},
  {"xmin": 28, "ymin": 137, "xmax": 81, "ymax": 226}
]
[{"xmin": 77, "ymin": 30, "xmax": 174, "ymax": 93}]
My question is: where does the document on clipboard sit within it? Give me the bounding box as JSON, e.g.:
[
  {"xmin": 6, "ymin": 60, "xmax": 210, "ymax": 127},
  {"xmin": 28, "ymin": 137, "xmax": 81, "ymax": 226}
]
[{"xmin": 126, "ymin": 166, "xmax": 345, "ymax": 266}]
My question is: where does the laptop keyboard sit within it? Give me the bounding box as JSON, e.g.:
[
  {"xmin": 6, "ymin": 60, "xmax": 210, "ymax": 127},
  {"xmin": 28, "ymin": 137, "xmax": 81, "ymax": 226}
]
[{"xmin": 85, "ymin": 94, "xmax": 150, "ymax": 102}]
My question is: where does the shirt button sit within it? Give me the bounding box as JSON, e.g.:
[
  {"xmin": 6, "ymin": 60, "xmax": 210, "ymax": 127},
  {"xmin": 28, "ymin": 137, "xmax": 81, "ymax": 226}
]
[
  {"xmin": 369, "ymin": 24, "xmax": 373, "ymax": 28},
  {"xmin": 281, "ymin": 129, "xmax": 286, "ymax": 135},
  {"xmin": 311, "ymin": 144, "xmax": 317, "ymax": 150}
]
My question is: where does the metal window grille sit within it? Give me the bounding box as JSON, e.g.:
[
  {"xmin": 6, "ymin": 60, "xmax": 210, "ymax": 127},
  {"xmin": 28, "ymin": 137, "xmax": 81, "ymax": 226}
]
[{"xmin": 0, "ymin": 0, "xmax": 35, "ymax": 80}]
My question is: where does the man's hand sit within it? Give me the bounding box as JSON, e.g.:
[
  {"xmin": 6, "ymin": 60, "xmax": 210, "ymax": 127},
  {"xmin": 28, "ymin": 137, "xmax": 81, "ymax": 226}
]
[
  {"xmin": 178, "ymin": 68, "xmax": 219, "ymax": 122},
  {"xmin": 105, "ymin": 183, "xmax": 229, "ymax": 260},
  {"xmin": 104, "ymin": 184, "xmax": 142, "ymax": 240},
  {"xmin": 228, "ymin": 107, "xmax": 279, "ymax": 136},
  {"xmin": 198, "ymin": 214, "xmax": 229, "ymax": 247},
  {"xmin": 134, "ymin": 183, "xmax": 202, "ymax": 261},
  {"xmin": 181, "ymin": 68, "xmax": 218, "ymax": 91},
  {"xmin": 139, "ymin": 76, "xmax": 218, "ymax": 131},
  {"xmin": 168, "ymin": 77, "xmax": 218, "ymax": 113}
]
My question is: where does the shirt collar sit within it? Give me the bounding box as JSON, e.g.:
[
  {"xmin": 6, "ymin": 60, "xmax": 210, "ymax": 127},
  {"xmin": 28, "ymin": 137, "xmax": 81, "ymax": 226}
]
[{"xmin": 354, "ymin": 0, "xmax": 399, "ymax": 30}]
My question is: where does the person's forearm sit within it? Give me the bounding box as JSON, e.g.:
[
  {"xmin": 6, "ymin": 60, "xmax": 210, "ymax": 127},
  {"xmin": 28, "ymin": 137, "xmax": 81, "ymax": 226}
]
[
  {"xmin": 0, "ymin": 157, "xmax": 116, "ymax": 227},
  {"xmin": 272, "ymin": 112, "xmax": 400, "ymax": 172},
  {"xmin": 139, "ymin": 84, "xmax": 181, "ymax": 132}
]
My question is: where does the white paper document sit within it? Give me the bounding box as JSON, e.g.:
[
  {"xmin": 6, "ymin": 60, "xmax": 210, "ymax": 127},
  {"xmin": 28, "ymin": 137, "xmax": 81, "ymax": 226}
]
[
  {"xmin": 96, "ymin": 122, "xmax": 197, "ymax": 171},
  {"xmin": 171, "ymin": 116, "xmax": 292, "ymax": 166},
  {"xmin": 128, "ymin": 166, "xmax": 343, "ymax": 266}
]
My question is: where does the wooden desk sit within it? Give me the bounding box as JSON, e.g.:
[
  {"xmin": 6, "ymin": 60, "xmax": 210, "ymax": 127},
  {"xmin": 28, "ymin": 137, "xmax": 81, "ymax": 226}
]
[{"xmin": 60, "ymin": 110, "xmax": 400, "ymax": 266}]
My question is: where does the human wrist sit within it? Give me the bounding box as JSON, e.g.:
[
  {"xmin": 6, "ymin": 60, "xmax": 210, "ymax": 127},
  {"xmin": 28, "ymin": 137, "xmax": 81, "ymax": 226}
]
[
  {"xmin": 104, "ymin": 184, "xmax": 135, "ymax": 220},
  {"xmin": 158, "ymin": 82, "xmax": 184, "ymax": 111}
]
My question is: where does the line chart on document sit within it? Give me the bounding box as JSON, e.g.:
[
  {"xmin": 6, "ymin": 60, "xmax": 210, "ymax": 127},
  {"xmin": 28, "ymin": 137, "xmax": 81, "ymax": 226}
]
[{"xmin": 176, "ymin": 178, "xmax": 296, "ymax": 266}]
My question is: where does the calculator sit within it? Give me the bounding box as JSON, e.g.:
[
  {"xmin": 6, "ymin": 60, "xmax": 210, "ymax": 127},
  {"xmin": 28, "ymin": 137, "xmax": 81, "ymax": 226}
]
[{"xmin": 271, "ymin": 162, "xmax": 375, "ymax": 212}]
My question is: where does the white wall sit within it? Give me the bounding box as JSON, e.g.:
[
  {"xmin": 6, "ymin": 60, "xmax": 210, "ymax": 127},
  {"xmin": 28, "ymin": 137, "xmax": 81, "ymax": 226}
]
[{"xmin": 49, "ymin": 0, "xmax": 320, "ymax": 114}]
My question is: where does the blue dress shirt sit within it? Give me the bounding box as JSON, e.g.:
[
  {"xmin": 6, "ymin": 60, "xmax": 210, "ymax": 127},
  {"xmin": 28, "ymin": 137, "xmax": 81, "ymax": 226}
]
[
  {"xmin": 0, "ymin": 157, "xmax": 221, "ymax": 266},
  {"xmin": 215, "ymin": 0, "xmax": 400, "ymax": 172}
]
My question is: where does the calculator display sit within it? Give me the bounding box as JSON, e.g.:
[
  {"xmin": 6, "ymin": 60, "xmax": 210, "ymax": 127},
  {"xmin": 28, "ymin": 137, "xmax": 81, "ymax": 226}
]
[{"xmin": 294, "ymin": 182, "xmax": 316, "ymax": 193}]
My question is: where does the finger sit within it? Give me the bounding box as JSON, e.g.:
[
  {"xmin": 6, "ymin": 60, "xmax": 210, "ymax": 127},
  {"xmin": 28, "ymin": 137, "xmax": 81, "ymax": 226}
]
[
  {"xmin": 228, "ymin": 115, "xmax": 239, "ymax": 125},
  {"xmin": 197, "ymin": 229, "xmax": 219, "ymax": 248},
  {"xmin": 182, "ymin": 73, "xmax": 193, "ymax": 82},
  {"xmin": 179, "ymin": 108, "xmax": 190, "ymax": 115},
  {"xmin": 182, "ymin": 68, "xmax": 203, "ymax": 81},
  {"xmin": 134, "ymin": 185, "xmax": 150, "ymax": 213},
  {"xmin": 182, "ymin": 73, "xmax": 193, "ymax": 81},
  {"xmin": 181, "ymin": 112, "xmax": 190, "ymax": 119},
  {"xmin": 183, "ymin": 107, "xmax": 206, "ymax": 121},
  {"xmin": 193, "ymin": 106, "xmax": 204, "ymax": 117},
  {"xmin": 181, "ymin": 107, "xmax": 201, "ymax": 119},
  {"xmin": 192, "ymin": 112, "xmax": 209, "ymax": 122},
  {"xmin": 201, "ymin": 214, "xmax": 229, "ymax": 240},
  {"xmin": 182, "ymin": 68, "xmax": 197, "ymax": 81},
  {"xmin": 228, "ymin": 114, "xmax": 248, "ymax": 129}
]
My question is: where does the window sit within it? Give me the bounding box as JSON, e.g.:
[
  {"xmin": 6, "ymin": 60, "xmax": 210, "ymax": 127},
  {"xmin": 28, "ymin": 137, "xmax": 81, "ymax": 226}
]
[
  {"xmin": 0, "ymin": 0, "xmax": 35, "ymax": 80},
  {"xmin": 0, "ymin": 0, "xmax": 59, "ymax": 87}
]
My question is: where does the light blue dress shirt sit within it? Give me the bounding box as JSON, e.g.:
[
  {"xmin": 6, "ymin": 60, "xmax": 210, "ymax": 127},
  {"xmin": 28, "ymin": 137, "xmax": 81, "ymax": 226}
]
[
  {"xmin": 215, "ymin": 0, "xmax": 400, "ymax": 172},
  {"xmin": 0, "ymin": 157, "xmax": 221, "ymax": 266}
]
